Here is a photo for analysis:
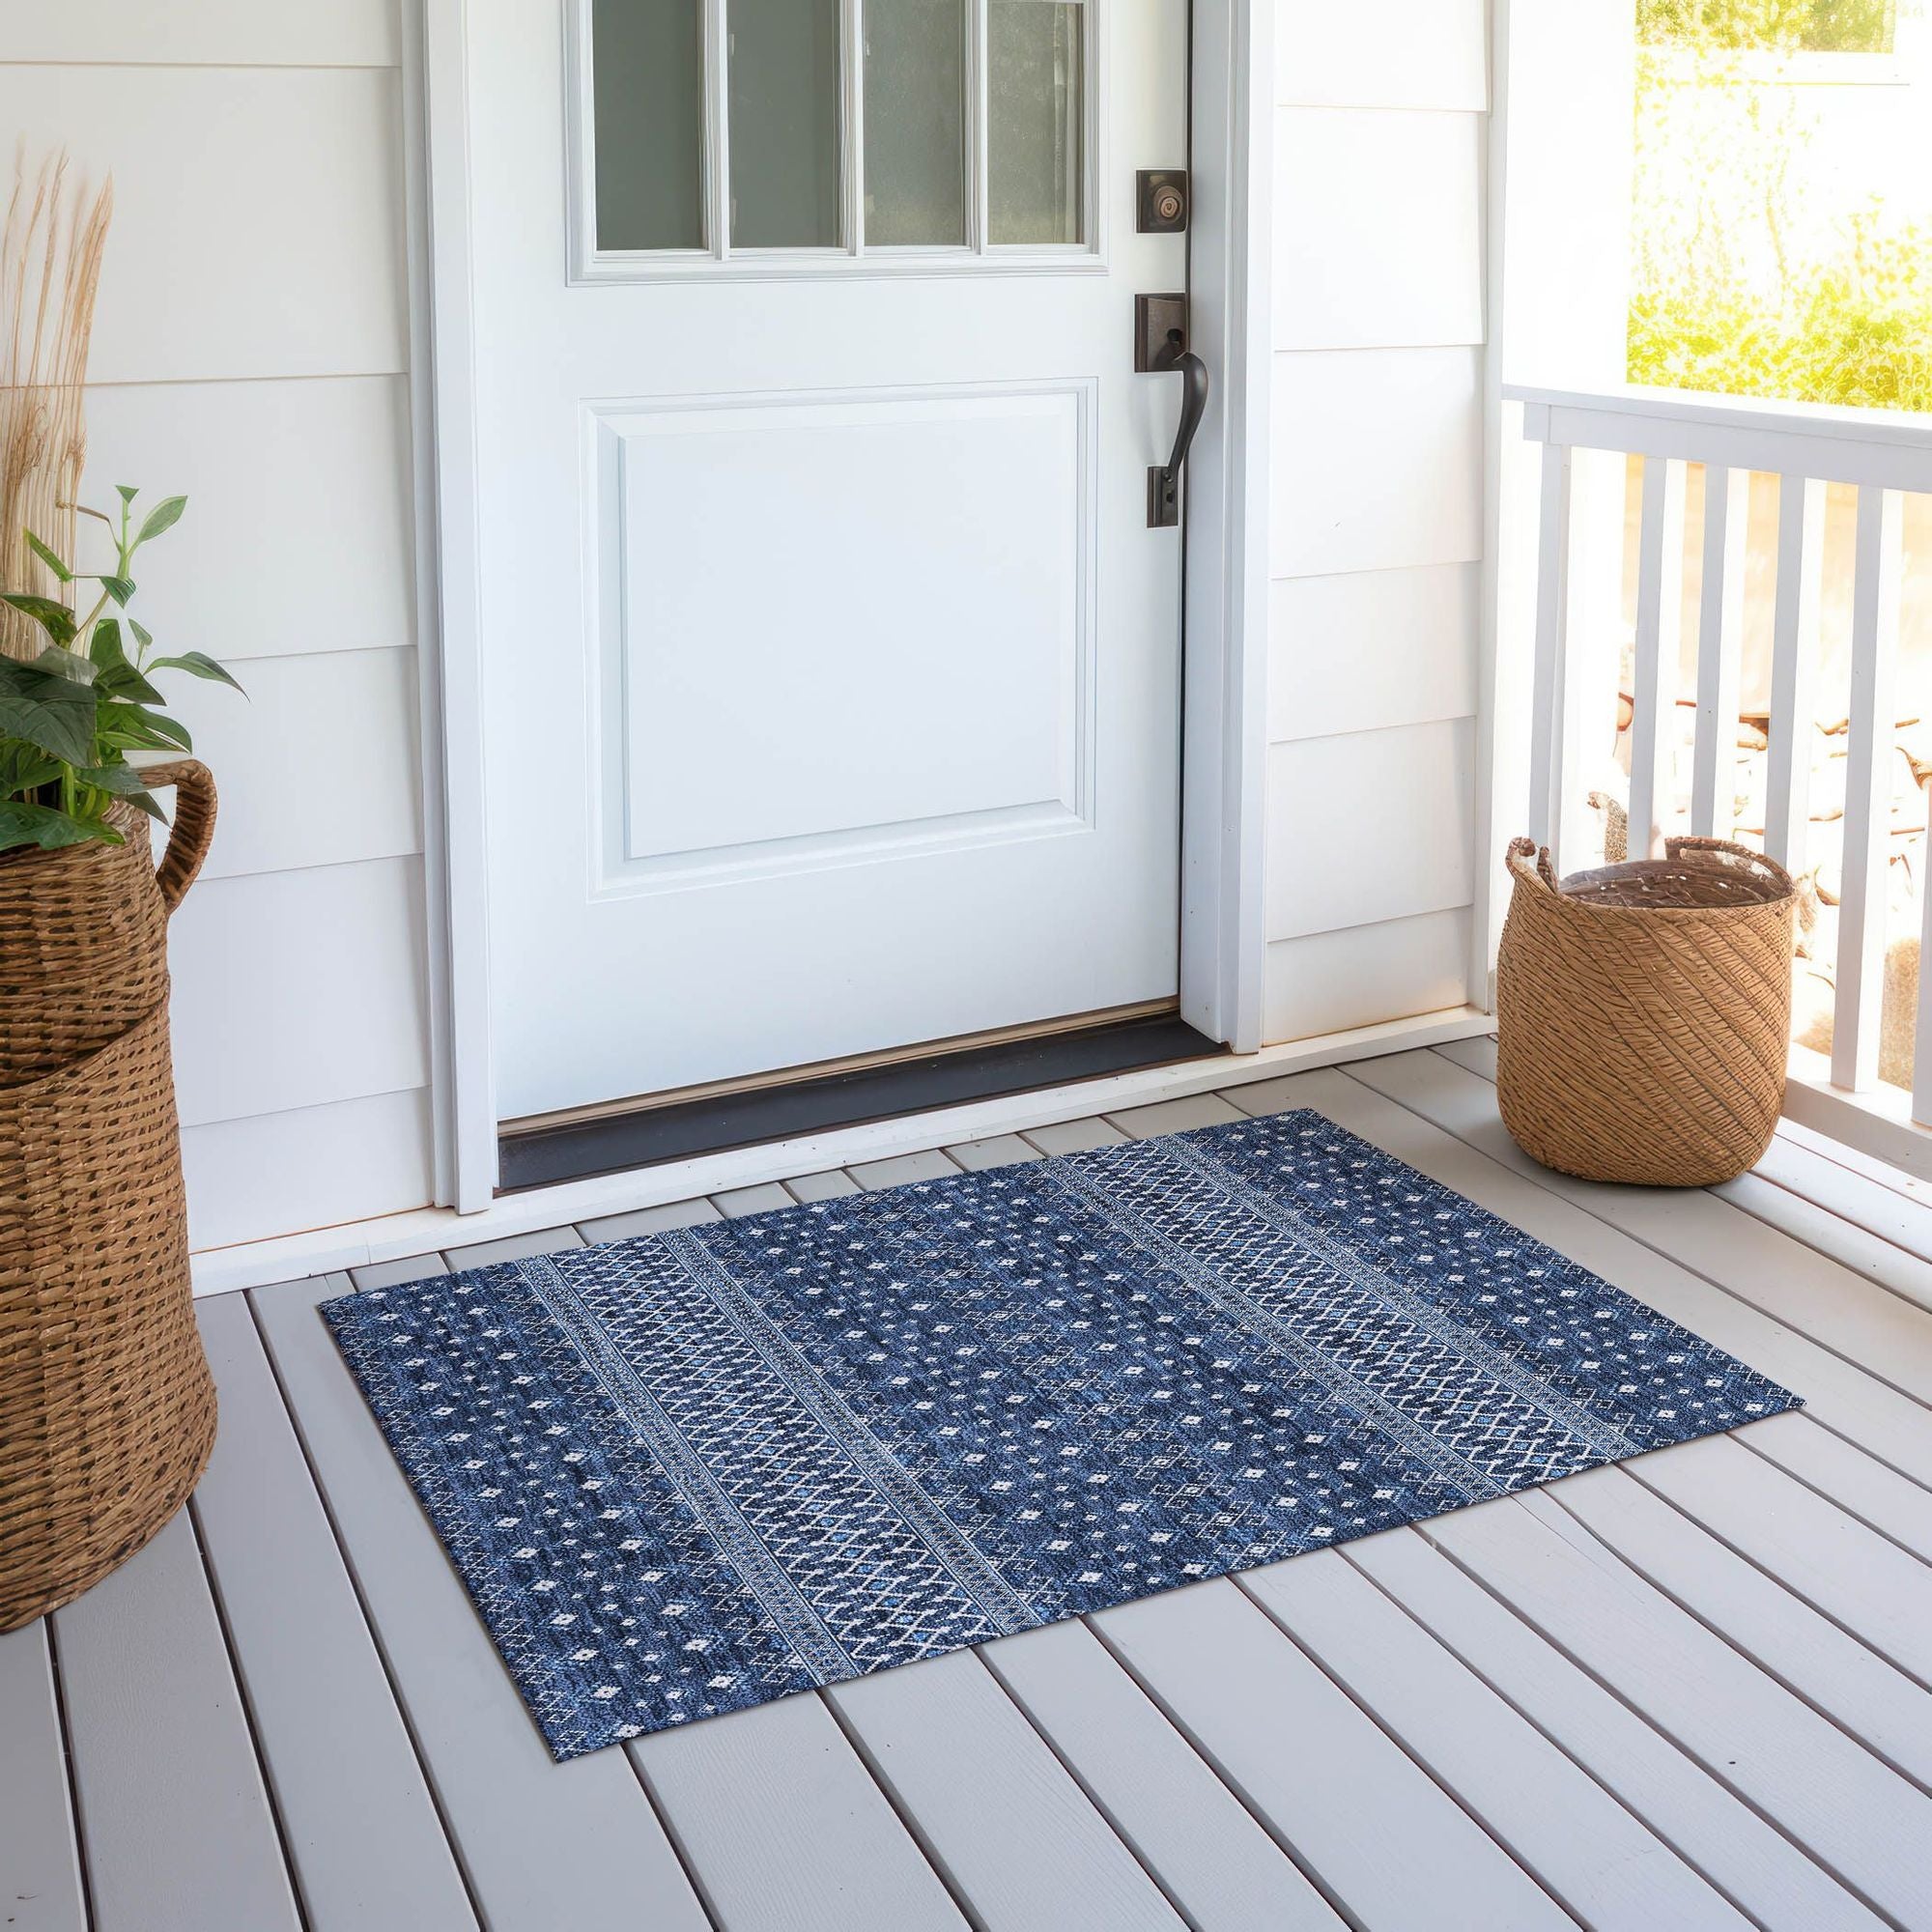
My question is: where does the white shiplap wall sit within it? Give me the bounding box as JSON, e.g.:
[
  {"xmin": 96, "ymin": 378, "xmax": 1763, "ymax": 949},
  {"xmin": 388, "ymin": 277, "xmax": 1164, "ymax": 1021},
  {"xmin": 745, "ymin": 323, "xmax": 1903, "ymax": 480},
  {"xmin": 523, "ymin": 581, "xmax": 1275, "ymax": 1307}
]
[
  {"xmin": 0, "ymin": 7, "xmax": 438, "ymax": 1248},
  {"xmin": 1262, "ymin": 0, "xmax": 1490, "ymax": 1043}
]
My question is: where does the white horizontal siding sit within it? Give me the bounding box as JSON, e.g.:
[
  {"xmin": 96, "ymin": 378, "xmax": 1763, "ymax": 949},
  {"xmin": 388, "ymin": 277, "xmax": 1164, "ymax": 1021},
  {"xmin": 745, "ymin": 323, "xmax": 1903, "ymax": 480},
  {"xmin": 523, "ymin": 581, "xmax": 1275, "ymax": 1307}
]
[
  {"xmin": 1264, "ymin": 909, "xmax": 1474, "ymax": 1043},
  {"xmin": 1266, "ymin": 720, "xmax": 1478, "ymax": 940},
  {"xmin": 0, "ymin": 65, "xmax": 408, "ymax": 384},
  {"xmin": 164, "ymin": 648, "xmax": 422, "ymax": 883},
  {"xmin": 1277, "ymin": 0, "xmax": 1490, "ymax": 111},
  {"xmin": 1273, "ymin": 111, "xmax": 1484, "ymax": 351},
  {"xmin": 0, "ymin": 0, "xmax": 398, "ymax": 67},
  {"xmin": 1270, "ymin": 348, "xmax": 1484, "ymax": 578},
  {"xmin": 81, "ymin": 378, "xmax": 416, "ymax": 663},
  {"xmin": 1263, "ymin": 6, "xmax": 1489, "ymax": 1044},
  {"xmin": 1, "ymin": 23, "xmax": 440, "ymax": 1246},
  {"xmin": 181, "ymin": 1090, "xmax": 434, "ymax": 1253},
  {"xmin": 1269, "ymin": 564, "xmax": 1479, "ymax": 743},
  {"xmin": 168, "ymin": 858, "xmax": 430, "ymax": 1130}
]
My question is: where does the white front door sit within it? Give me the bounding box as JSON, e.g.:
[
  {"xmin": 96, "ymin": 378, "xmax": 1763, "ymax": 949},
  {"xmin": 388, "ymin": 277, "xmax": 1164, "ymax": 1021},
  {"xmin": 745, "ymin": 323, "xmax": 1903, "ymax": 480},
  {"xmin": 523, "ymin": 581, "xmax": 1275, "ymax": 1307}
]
[{"xmin": 469, "ymin": 0, "xmax": 1192, "ymax": 1122}]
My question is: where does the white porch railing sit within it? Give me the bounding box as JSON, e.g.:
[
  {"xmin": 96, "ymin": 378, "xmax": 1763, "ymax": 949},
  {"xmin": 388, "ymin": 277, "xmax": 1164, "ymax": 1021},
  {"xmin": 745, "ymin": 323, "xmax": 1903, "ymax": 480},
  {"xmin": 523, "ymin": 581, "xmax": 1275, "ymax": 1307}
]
[{"xmin": 1505, "ymin": 383, "xmax": 1932, "ymax": 1176}]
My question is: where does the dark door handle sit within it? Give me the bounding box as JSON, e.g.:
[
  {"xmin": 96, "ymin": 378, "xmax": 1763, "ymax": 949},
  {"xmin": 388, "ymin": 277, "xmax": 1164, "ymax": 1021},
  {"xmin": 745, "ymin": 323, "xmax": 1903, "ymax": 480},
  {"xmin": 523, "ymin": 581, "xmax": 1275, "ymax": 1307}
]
[{"xmin": 1149, "ymin": 348, "xmax": 1208, "ymax": 527}]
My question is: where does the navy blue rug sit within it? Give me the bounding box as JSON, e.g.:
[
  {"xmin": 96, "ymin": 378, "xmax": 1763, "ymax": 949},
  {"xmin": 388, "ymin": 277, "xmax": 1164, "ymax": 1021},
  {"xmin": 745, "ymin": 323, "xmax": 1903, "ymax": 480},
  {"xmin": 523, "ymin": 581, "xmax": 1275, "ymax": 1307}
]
[{"xmin": 323, "ymin": 1109, "xmax": 1802, "ymax": 1760}]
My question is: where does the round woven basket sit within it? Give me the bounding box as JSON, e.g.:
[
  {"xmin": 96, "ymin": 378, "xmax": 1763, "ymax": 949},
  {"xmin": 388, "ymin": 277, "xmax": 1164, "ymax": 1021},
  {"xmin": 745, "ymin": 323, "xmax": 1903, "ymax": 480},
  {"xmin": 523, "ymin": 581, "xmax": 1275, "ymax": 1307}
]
[
  {"xmin": 1, "ymin": 760, "xmax": 220, "ymax": 1631},
  {"xmin": 1495, "ymin": 834, "xmax": 1798, "ymax": 1187}
]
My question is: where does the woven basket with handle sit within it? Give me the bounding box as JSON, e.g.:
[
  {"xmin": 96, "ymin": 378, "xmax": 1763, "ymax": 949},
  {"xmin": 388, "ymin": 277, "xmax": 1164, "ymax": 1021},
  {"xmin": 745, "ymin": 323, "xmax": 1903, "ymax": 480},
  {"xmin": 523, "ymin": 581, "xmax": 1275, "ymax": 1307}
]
[
  {"xmin": 1495, "ymin": 834, "xmax": 1798, "ymax": 1188},
  {"xmin": 1, "ymin": 760, "xmax": 219, "ymax": 1630}
]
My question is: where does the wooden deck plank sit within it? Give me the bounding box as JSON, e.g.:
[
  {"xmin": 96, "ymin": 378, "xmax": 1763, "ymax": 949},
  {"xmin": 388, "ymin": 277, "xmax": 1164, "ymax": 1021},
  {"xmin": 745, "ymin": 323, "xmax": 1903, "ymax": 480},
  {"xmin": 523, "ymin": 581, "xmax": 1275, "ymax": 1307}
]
[
  {"xmin": 944, "ymin": 1132, "xmax": 1044, "ymax": 1171},
  {"xmin": 1623, "ymin": 1434, "xmax": 1932, "ymax": 1689},
  {"xmin": 782, "ymin": 1170, "xmax": 862, "ymax": 1201},
  {"xmin": 578, "ymin": 1197, "xmax": 723, "ymax": 1241},
  {"xmin": 825, "ymin": 1650, "xmax": 1188, "ymax": 1932},
  {"xmin": 1425, "ymin": 1034, "xmax": 1507, "ymax": 1081},
  {"xmin": 251, "ymin": 1273, "xmax": 711, "ymax": 1932},
  {"xmin": 193, "ymin": 1292, "xmax": 477, "ymax": 1930},
  {"xmin": 1239, "ymin": 1548, "xmax": 1752, "ymax": 1928},
  {"xmin": 1431, "ymin": 1492, "xmax": 1932, "ymax": 1926},
  {"xmin": 708, "ymin": 1182, "xmax": 796, "ymax": 1220},
  {"xmin": 633, "ymin": 1691, "xmax": 969, "ymax": 1932},
  {"xmin": 1102, "ymin": 1093, "xmax": 1246, "ymax": 1138},
  {"xmin": 0, "ymin": 1621, "xmax": 87, "ymax": 1932},
  {"xmin": 1346, "ymin": 1525, "xmax": 1882, "ymax": 1931},
  {"xmin": 1090, "ymin": 1577, "xmax": 1574, "ymax": 1930},
  {"xmin": 1719, "ymin": 1173, "xmax": 1932, "ymax": 1319},
  {"xmin": 352, "ymin": 1251, "xmax": 455, "ymax": 1291},
  {"xmin": 1021, "ymin": 1115, "xmax": 1128, "ymax": 1155},
  {"xmin": 1743, "ymin": 1413, "xmax": 1932, "ymax": 1564},
  {"xmin": 1747, "ymin": 1133, "xmax": 1932, "ymax": 1275},
  {"xmin": 439, "ymin": 1224, "xmax": 585, "ymax": 1270},
  {"xmin": 843, "ymin": 1150, "xmax": 960, "ymax": 1190},
  {"xmin": 53, "ymin": 1510, "xmax": 300, "ymax": 1932},
  {"xmin": 1291, "ymin": 1057, "xmax": 1932, "ymax": 1489},
  {"xmin": 1540, "ymin": 1460, "xmax": 1932, "ymax": 1787},
  {"xmin": 980, "ymin": 1618, "xmax": 1347, "ymax": 1932}
]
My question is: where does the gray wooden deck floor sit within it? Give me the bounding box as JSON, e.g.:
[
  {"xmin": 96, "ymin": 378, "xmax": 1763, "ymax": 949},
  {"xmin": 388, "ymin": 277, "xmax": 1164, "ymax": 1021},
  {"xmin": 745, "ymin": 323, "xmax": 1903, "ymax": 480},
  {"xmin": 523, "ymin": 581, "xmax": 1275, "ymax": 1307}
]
[{"xmin": 9, "ymin": 1041, "xmax": 1932, "ymax": 1932}]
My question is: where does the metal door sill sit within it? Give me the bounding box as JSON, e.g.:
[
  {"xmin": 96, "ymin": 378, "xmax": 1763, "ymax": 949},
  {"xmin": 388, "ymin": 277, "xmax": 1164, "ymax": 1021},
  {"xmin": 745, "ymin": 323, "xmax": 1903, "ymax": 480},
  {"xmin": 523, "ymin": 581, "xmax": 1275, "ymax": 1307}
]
[{"xmin": 497, "ymin": 1011, "xmax": 1225, "ymax": 1194}]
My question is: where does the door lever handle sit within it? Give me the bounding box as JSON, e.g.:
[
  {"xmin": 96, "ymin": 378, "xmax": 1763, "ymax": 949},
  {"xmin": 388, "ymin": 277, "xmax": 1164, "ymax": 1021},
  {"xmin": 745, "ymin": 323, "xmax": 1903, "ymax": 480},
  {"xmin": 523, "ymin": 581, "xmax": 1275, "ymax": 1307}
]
[{"xmin": 1148, "ymin": 344, "xmax": 1208, "ymax": 527}]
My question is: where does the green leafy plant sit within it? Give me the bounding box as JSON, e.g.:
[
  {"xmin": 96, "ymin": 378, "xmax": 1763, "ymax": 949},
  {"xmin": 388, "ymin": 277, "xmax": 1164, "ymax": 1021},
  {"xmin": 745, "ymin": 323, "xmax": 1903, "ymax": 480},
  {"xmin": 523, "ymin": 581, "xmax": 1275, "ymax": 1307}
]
[{"xmin": 0, "ymin": 488, "xmax": 242, "ymax": 855}]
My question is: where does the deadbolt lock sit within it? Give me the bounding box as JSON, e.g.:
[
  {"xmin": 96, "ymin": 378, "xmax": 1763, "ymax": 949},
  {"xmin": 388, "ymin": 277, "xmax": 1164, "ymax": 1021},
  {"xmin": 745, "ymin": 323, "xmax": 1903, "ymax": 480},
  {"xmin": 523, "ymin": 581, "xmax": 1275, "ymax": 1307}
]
[{"xmin": 1137, "ymin": 170, "xmax": 1188, "ymax": 234}]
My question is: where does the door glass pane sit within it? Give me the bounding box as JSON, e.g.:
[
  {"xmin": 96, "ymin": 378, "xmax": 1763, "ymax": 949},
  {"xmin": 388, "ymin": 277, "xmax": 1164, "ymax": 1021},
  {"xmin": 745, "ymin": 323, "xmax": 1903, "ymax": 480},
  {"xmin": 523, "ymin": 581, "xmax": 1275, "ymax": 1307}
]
[
  {"xmin": 592, "ymin": 0, "xmax": 705, "ymax": 251},
  {"xmin": 988, "ymin": 1, "xmax": 1084, "ymax": 245},
  {"xmin": 729, "ymin": 0, "xmax": 842, "ymax": 248},
  {"xmin": 864, "ymin": 0, "xmax": 967, "ymax": 247}
]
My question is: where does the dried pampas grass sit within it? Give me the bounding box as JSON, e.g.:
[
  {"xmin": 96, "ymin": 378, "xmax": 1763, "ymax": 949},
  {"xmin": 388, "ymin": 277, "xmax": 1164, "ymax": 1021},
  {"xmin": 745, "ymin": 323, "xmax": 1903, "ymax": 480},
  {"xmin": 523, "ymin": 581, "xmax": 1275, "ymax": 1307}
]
[{"xmin": 1, "ymin": 148, "xmax": 112, "ymax": 662}]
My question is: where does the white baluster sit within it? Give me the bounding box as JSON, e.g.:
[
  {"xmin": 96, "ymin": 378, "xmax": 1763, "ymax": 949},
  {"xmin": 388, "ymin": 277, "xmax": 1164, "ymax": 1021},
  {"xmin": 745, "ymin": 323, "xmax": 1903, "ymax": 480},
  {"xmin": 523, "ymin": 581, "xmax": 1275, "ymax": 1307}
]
[
  {"xmin": 1527, "ymin": 439, "xmax": 1573, "ymax": 863},
  {"xmin": 1766, "ymin": 473, "xmax": 1826, "ymax": 873},
  {"xmin": 1834, "ymin": 488, "xmax": 1905, "ymax": 1093},
  {"xmin": 1690, "ymin": 468, "xmax": 1749, "ymax": 839},
  {"xmin": 1630, "ymin": 456, "xmax": 1686, "ymax": 860},
  {"xmin": 1915, "ymin": 795, "xmax": 1932, "ymax": 1125}
]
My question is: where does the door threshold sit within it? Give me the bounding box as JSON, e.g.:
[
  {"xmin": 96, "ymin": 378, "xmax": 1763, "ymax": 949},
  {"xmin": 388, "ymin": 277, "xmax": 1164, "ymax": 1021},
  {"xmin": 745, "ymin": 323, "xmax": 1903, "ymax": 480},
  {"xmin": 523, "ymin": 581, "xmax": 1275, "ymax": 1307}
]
[{"xmin": 497, "ymin": 1011, "xmax": 1225, "ymax": 1194}]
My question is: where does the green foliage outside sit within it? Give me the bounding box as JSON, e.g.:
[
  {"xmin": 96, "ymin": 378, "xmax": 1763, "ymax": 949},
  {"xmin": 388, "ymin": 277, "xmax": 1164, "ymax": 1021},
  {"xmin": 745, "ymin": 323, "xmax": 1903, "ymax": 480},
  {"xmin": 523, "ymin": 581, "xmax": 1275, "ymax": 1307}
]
[
  {"xmin": 1638, "ymin": 0, "xmax": 1893, "ymax": 52},
  {"xmin": 1628, "ymin": 0, "xmax": 1931, "ymax": 411},
  {"xmin": 1631, "ymin": 214, "xmax": 1932, "ymax": 410}
]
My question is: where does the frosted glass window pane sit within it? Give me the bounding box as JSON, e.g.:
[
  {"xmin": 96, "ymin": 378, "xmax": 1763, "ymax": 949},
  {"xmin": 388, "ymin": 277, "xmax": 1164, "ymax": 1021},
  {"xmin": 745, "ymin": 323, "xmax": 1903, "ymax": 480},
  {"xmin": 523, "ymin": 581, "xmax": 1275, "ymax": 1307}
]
[
  {"xmin": 864, "ymin": 0, "xmax": 967, "ymax": 247},
  {"xmin": 729, "ymin": 0, "xmax": 842, "ymax": 248},
  {"xmin": 988, "ymin": 1, "xmax": 1084, "ymax": 245},
  {"xmin": 592, "ymin": 0, "xmax": 705, "ymax": 251}
]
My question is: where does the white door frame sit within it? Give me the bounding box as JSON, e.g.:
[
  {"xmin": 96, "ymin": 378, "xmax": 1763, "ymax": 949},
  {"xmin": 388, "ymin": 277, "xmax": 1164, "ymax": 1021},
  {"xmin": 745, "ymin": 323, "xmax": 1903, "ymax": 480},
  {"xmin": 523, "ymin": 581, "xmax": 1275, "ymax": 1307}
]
[{"xmin": 407, "ymin": 0, "xmax": 1275, "ymax": 1212}]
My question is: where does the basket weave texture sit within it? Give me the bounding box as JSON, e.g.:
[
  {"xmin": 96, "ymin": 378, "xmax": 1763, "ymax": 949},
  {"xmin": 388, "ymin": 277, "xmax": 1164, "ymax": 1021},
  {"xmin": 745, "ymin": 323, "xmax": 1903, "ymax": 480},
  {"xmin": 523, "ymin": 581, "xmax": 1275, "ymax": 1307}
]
[
  {"xmin": 1495, "ymin": 834, "xmax": 1798, "ymax": 1188},
  {"xmin": 1, "ymin": 761, "xmax": 219, "ymax": 1630}
]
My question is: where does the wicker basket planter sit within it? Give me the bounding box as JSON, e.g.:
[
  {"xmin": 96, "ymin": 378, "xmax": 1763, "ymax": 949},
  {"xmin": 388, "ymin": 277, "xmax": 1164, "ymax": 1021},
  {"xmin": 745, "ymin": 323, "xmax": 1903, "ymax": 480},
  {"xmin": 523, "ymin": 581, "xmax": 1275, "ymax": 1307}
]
[
  {"xmin": 1496, "ymin": 834, "xmax": 1798, "ymax": 1188},
  {"xmin": 0, "ymin": 760, "xmax": 219, "ymax": 1631}
]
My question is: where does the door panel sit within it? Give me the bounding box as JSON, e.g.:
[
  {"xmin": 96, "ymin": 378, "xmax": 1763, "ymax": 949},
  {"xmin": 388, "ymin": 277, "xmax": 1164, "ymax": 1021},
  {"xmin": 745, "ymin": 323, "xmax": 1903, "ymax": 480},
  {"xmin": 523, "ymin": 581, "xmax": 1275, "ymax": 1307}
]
[
  {"xmin": 604, "ymin": 386, "xmax": 1089, "ymax": 871},
  {"xmin": 473, "ymin": 0, "xmax": 1188, "ymax": 1120}
]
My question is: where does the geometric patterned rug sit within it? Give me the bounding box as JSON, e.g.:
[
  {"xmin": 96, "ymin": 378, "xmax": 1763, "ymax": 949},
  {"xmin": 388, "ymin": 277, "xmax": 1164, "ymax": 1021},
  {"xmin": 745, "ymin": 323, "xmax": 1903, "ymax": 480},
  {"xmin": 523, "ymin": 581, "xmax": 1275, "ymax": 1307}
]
[{"xmin": 322, "ymin": 1109, "xmax": 1803, "ymax": 1760}]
